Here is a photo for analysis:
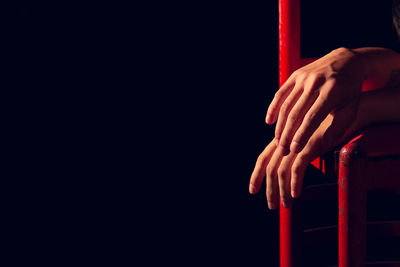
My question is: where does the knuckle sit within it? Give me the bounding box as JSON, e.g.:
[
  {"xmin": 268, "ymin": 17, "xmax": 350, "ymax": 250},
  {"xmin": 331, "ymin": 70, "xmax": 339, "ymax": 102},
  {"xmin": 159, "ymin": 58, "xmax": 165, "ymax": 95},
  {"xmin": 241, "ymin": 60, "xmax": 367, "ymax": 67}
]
[
  {"xmin": 298, "ymin": 153, "xmax": 308, "ymax": 163},
  {"xmin": 306, "ymin": 74, "xmax": 323, "ymax": 92},
  {"xmin": 256, "ymin": 153, "xmax": 265, "ymax": 163},
  {"xmin": 303, "ymin": 84, "xmax": 314, "ymax": 94},
  {"xmin": 305, "ymin": 111, "xmax": 317, "ymax": 123},
  {"xmin": 277, "ymin": 167, "xmax": 287, "ymax": 180},
  {"xmin": 307, "ymin": 72, "xmax": 318, "ymax": 82},
  {"xmin": 288, "ymin": 112, "xmax": 298, "ymax": 122},
  {"xmin": 292, "ymin": 69, "xmax": 303, "ymax": 78},
  {"xmin": 266, "ymin": 165, "xmax": 275, "ymax": 177},
  {"xmin": 279, "ymin": 136, "xmax": 290, "ymax": 148},
  {"xmin": 274, "ymin": 90, "xmax": 282, "ymax": 99},
  {"xmin": 296, "ymin": 71, "xmax": 307, "ymax": 81},
  {"xmin": 280, "ymin": 102, "xmax": 289, "ymax": 116}
]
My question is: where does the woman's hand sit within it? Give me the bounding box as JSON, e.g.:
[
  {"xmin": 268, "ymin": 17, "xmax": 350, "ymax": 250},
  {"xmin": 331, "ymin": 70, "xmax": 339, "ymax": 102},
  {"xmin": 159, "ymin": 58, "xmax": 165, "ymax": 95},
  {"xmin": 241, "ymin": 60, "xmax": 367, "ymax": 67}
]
[
  {"xmin": 254, "ymin": 46, "xmax": 400, "ymax": 209},
  {"xmin": 266, "ymin": 47, "xmax": 365, "ymax": 156},
  {"xmin": 250, "ymin": 112, "xmax": 358, "ymax": 209}
]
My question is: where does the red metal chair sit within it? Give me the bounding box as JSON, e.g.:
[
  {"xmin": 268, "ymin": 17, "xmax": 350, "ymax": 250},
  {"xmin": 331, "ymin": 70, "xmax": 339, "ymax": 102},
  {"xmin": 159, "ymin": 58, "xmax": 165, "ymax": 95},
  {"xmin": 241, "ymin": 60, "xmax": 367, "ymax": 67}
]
[{"xmin": 278, "ymin": 0, "xmax": 400, "ymax": 266}]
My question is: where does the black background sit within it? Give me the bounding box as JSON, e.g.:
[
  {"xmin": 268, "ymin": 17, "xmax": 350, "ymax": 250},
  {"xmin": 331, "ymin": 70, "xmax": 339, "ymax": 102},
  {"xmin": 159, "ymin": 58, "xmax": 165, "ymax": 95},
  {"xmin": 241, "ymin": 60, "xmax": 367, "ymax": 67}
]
[
  {"xmin": 154, "ymin": 1, "xmax": 399, "ymax": 266},
  {"xmin": 6, "ymin": 1, "xmax": 399, "ymax": 266},
  {"xmin": 143, "ymin": 1, "xmax": 400, "ymax": 266}
]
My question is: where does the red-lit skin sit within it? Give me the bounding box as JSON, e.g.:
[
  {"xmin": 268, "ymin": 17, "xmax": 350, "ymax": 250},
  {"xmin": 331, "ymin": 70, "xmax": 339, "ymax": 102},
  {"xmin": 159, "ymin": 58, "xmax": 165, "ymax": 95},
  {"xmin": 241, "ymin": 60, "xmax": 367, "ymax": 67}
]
[
  {"xmin": 249, "ymin": 44, "xmax": 400, "ymax": 210},
  {"xmin": 266, "ymin": 2, "xmax": 400, "ymax": 266},
  {"xmin": 249, "ymin": 87, "xmax": 400, "ymax": 210},
  {"xmin": 249, "ymin": 113, "xmax": 352, "ymax": 209},
  {"xmin": 266, "ymin": 47, "xmax": 400, "ymax": 157}
]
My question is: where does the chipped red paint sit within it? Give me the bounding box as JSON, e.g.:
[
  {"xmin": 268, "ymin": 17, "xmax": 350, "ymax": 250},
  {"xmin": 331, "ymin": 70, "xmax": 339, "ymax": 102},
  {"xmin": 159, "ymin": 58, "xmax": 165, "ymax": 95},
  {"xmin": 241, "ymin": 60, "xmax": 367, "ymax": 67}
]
[
  {"xmin": 338, "ymin": 143, "xmax": 356, "ymax": 267},
  {"xmin": 338, "ymin": 140, "xmax": 366, "ymax": 267}
]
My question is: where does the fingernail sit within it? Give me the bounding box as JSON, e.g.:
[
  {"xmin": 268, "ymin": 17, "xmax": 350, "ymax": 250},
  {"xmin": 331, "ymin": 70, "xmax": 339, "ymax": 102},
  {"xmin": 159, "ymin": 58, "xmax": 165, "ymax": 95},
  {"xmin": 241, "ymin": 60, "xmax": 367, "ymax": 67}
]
[
  {"xmin": 268, "ymin": 201, "xmax": 277, "ymax": 210},
  {"xmin": 266, "ymin": 114, "xmax": 272, "ymax": 124},
  {"xmin": 249, "ymin": 184, "xmax": 256, "ymax": 194},
  {"xmin": 282, "ymin": 199, "xmax": 288, "ymax": 208},
  {"xmin": 292, "ymin": 189, "xmax": 301, "ymax": 198},
  {"xmin": 291, "ymin": 141, "xmax": 300, "ymax": 153}
]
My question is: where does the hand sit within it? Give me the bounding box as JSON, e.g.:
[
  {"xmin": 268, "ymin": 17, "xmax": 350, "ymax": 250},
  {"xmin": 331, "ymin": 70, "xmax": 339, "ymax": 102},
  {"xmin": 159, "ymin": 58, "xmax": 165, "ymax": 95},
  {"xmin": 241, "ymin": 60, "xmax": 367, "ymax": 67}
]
[
  {"xmin": 266, "ymin": 47, "xmax": 365, "ymax": 156},
  {"xmin": 250, "ymin": 112, "xmax": 358, "ymax": 209}
]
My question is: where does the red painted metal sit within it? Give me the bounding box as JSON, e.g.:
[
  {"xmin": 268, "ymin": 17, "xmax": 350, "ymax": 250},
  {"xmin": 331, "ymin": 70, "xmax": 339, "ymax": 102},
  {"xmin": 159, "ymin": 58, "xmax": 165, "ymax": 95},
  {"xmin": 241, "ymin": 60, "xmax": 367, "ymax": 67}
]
[
  {"xmin": 277, "ymin": 1, "xmax": 400, "ymax": 266},
  {"xmin": 338, "ymin": 141, "xmax": 367, "ymax": 267},
  {"xmin": 337, "ymin": 126, "xmax": 400, "ymax": 266},
  {"xmin": 278, "ymin": 1, "xmax": 400, "ymax": 266},
  {"xmin": 279, "ymin": 0, "xmax": 300, "ymax": 89},
  {"xmin": 279, "ymin": 0, "xmax": 301, "ymax": 266}
]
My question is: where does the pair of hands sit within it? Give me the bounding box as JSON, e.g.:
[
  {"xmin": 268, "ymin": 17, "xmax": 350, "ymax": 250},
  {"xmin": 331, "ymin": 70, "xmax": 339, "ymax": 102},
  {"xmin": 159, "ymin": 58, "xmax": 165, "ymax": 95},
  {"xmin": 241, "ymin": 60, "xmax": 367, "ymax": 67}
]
[
  {"xmin": 250, "ymin": 47, "xmax": 365, "ymax": 209},
  {"xmin": 250, "ymin": 113, "xmax": 357, "ymax": 209}
]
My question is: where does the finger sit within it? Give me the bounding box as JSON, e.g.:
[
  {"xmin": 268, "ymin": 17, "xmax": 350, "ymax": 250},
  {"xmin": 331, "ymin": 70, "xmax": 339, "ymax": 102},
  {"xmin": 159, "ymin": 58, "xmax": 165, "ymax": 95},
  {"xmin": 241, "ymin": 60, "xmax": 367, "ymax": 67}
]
[
  {"xmin": 278, "ymin": 153, "xmax": 296, "ymax": 208},
  {"xmin": 274, "ymin": 85, "xmax": 303, "ymax": 153},
  {"xmin": 277, "ymin": 88, "xmax": 319, "ymax": 155},
  {"xmin": 290, "ymin": 81, "xmax": 337, "ymax": 153},
  {"xmin": 290, "ymin": 154, "xmax": 309, "ymax": 198},
  {"xmin": 249, "ymin": 141, "xmax": 277, "ymax": 194},
  {"xmin": 290, "ymin": 137, "xmax": 322, "ymax": 198},
  {"xmin": 266, "ymin": 149, "xmax": 284, "ymax": 209},
  {"xmin": 322, "ymin": 103, "xmax": 359, "ymax": 150},
  {"xmin": 266, "ymin": 75, "xmax": 296, "ymax": 124}
]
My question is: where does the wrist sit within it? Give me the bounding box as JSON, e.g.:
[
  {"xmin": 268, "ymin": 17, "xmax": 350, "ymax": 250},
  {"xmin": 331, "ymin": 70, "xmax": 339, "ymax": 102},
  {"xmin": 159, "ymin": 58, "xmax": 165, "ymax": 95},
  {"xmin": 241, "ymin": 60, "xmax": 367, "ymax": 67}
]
[
  {"xmin": 347, "ymin": 48, "xmax": 371, "ymax": 80},
  {"xmin": 350, "ymin": 47, "xmax": 400, "ymax": 85},
  {"xmin": 329, "ymin": 47, "xmax": 370, "ymax": 80}
]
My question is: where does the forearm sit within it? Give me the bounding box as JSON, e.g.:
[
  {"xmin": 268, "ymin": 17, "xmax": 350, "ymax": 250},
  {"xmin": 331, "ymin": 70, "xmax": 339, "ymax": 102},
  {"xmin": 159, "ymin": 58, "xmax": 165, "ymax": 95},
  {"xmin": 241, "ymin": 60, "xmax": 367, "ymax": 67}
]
[
  {"xmin": 351, "ymin": 47, "xmax": 400, "ymax": 87},
  {"xmin": 351, "ymin": 47, "xmax": 400, "ymax": 129},
  {"xmin": 357, "ymin": 88, "xmax": 400, "ymax": 129}
]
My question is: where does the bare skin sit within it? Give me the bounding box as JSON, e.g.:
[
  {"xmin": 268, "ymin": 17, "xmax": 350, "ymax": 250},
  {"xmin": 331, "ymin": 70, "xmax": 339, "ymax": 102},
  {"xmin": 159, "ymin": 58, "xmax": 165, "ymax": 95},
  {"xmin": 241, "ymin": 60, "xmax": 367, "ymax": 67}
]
[
  {"xmin": 266, "ymin": 47, "xmax": 400, "ymax": 157},
  {"xmin": 251, "ymin": 69, "xmax": 400, "ymax": 209},
  {"xmin": 250, "ymin": 113, "xmax": 354, "ymax": 209}
]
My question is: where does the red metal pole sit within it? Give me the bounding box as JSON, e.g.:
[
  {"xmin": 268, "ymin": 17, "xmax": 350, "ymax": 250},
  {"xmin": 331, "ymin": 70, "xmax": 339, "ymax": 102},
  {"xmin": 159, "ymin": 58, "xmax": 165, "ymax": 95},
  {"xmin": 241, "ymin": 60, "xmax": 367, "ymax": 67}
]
[
  {"xmin": 279, "ymin": 0, "xmax": 301, "ymax": 266},
  {"xmin": 279, "ymin": 0, "xmax": 300, "ymax": 88},
  {"xmin": 338, "ymin": 142, "xmax": 367, "ymax": 267}
]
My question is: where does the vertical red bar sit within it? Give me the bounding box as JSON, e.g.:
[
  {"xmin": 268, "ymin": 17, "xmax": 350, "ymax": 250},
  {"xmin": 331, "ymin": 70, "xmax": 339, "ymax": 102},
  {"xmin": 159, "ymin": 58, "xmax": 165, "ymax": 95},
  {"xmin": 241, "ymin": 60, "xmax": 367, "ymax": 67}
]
[
  {"xmin": 338, "ymin": 143, "xmax": 366, "ymax": 267},
  {"xmin": 279, "ymin": 0, "xmax": 300, "ymax": 87},
  {"xmin": 279, "ymin": 0, "xmax": 301, "ymax": 267},
  {"xmin": 338, "ymin": 146, "xmax": 350, "ymax": 267}
]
